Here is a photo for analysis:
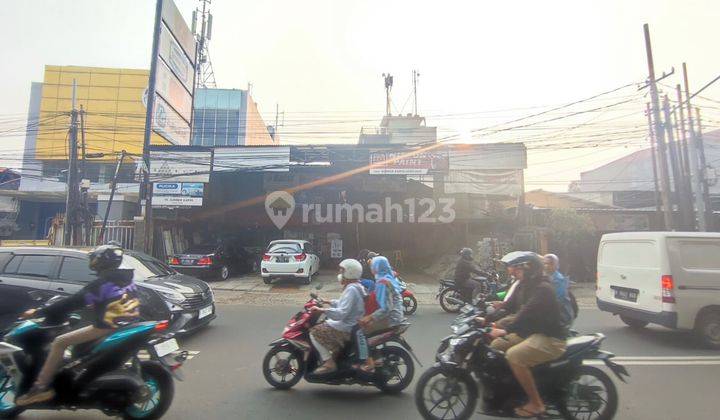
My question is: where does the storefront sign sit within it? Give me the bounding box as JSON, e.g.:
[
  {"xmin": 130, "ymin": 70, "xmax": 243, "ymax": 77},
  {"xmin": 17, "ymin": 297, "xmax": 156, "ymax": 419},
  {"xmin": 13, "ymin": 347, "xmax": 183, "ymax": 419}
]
[
  {"xmin": 150, "ymin": 150, "xmax": 211, "ymax": 183},
  {"xmin": 158, "ymin": 24, "xmax": 195, "ymax": 93},
  {"xmin": 369, "ymin": 150, "xmax": 449, "ymax": 175},
  {"xmin": 152, "ymin": 95, "xmax": 191, "ymax": 145},
  {"xmin": 156, "ymin": 60, "xmax": 192, "ymax": 123},
  {"xmin": 330, "ymin": 239, "xmax": 343, "ymax": 258},
  {"xmin": 153, "ymin": 182, "xmax": 182, "ymax": 195},
  {"xmin": 152, "ymin": 195, "xmax": 203, "ymax": 207}
]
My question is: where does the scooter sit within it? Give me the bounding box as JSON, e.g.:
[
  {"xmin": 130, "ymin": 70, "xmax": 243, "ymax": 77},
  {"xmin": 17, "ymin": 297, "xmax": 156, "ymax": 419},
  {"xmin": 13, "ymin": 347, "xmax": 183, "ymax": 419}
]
[
  {"xmin": 261, "ymin": 293, "xmax": 419, "ymax": 394},
  {"xmin": 396, "ymin": 276, "xmax": 418, "ymax": 316},
  {"xmin": 415, "ymin": 318, "xmax": 628, "ymax": 420}
]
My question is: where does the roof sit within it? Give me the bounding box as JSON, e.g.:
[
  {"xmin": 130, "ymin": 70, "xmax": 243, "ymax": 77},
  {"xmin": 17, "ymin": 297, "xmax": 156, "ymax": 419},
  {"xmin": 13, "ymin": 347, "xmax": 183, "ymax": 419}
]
[{"xmin": 525, "ymin": 189, "xmax": 617, "ymax": 209}]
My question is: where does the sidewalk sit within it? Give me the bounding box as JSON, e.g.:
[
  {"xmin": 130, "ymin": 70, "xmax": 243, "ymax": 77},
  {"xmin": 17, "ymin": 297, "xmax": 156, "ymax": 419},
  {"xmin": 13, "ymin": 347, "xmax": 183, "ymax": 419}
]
[{"xmin": 209, "ymin": 271, "xmax": 597, "ymax": 308}]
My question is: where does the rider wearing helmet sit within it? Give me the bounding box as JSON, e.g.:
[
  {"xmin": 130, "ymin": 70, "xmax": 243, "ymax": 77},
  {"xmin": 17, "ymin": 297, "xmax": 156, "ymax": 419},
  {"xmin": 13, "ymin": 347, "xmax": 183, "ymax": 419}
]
[
  {"xmin": 308, "ymin": 259, "xmax": 367, "ymax": 375},
  {"xmin": 486, "ymin": 251, "xmax": 566, "ymax": 418},
  {"xmin": 454, "ymin": 247, "xmax": 486, "ymax": 299},
  {"xmin": 16, "ymin": 243, "xmax": 140, "ymax": 406}
]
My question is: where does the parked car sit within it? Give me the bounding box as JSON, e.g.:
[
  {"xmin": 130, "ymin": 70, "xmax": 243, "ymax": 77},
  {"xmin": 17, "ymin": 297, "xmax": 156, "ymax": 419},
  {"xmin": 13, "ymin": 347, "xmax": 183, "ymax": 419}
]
[
  {"xmin": 168, "ymin": 242, "xmax": 258, "ymax": 281},
  {"xmin": 260, "ymin": 240, "xmax": 320, "ymax": 285},
  {"xmin": 0, "ymin": 247, "xmax": 216, "ymax": 335},
  {"xmin": 596, "ymin": 232, "xmax": 720, "ymax": 348}
]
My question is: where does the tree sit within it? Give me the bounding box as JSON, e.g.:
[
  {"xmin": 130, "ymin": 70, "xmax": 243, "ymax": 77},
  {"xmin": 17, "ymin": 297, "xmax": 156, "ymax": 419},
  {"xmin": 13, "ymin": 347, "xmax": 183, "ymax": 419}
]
[{"xmin": 544, "ymin": 209, "xmax": 597, "ymax": 282}]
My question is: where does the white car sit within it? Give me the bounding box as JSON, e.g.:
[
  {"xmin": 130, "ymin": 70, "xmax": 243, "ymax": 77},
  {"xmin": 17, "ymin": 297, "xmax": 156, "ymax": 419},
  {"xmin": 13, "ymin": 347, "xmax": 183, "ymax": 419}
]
[{"xmin": 260, "ymin": 240, "xmax": 320, "ymax": 285}]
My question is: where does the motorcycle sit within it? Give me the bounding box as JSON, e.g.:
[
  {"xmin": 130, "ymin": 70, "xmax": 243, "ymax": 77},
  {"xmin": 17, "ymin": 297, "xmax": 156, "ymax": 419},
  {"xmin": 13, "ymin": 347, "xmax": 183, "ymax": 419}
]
[
  {"xmin": 397, "ymin": 276, "xmax": 418, "ymax": 316},
  {"xmin": 261, "ymin": 293, "xmax": 419, "ymax": 394},
  {"xmin": 0, "ymin": 298, "xmax": 185, "ymax": 420},
  {"xmin": 437, "ymin": 270, "xmax": 506, "ymax": 313},
  {"xmin": 414, "ymin": 319, "xmax": 628, "ymax": 420}
]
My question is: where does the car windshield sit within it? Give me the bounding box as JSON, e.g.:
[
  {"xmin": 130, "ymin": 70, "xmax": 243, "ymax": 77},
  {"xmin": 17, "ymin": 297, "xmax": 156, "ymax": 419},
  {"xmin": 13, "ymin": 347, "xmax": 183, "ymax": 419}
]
[
  {"xmin": 268, "ymin": 242, "xmax": 302, "ymax": 254},
  {"xmin": 121, "ymin": 252, "xmax": 175, "ymax": 280}
]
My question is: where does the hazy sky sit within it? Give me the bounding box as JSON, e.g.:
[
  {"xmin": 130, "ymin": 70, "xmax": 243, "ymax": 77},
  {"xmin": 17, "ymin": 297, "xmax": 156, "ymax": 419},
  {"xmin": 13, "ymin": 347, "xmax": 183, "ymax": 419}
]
[{"xmin": 2, "ymin": 0, "xmax": 720, "ymax": 191}]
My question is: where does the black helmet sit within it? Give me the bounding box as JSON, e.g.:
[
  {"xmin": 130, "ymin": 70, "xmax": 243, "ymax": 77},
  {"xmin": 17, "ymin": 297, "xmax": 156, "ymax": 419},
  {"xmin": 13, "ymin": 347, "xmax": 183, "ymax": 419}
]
[
  {"xmin": 459, "ymin": 247, "xmax": 473, "ymax": 258},
  {"xmin": 88, "ymin": 243, "xmax": 124, "ymax": 272},
  {"xmin": 500, "ymin": 251, "xmax": 544, "ymax": 278}
]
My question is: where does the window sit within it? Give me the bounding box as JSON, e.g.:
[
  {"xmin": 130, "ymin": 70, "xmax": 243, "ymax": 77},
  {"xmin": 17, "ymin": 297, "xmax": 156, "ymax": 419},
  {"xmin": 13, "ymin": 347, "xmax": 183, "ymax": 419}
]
[
  {"xmin": 15, "ymin": 255, "xmax": 56, "ymax": 278},
  {"xmin": 3, "ymin": 256, "xmax": 22, "ymax": 274},
  {"xmin": 59, "ymin": 257, "xmax": 97, "ymax": 284},
  {"xmin": 120, "ymin": 253, "xmax": 173, "ymax": 282},
  {"xmin": 600, "ymin": 241, "xmax": 658, "ymax": 268},
  {"xmin": 268, "ymin": 242, "xmax": 302, "ymax": 254},
  {"xmin": 677, "ymin": 241, "xmax": 720, "ymax": 270}
]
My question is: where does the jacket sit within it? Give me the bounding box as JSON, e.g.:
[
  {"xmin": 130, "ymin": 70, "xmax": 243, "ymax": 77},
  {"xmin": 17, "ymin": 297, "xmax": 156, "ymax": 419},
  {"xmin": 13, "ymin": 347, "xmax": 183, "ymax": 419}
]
[
  {"xmin": 324, "ymin": 283, "xmax": 366, "ymax": 333},
  {"xmin": 453, "ymin": 256, "xmax": 485, "ymax": 287},
  {"xmin": 505, "ymin": 276, "xmax": 566, "ymax": 339},
  {"xmin": 38, "ymin": 268, "xmax": 141, "ymax": 329}
]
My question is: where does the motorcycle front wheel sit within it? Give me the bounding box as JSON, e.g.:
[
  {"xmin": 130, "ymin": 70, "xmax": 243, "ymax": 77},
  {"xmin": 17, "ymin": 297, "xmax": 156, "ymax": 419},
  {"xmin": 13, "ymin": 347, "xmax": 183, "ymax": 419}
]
[
  {"xmin": 439, "ymin": 288, "xmax": 464, "ymax": 313},
  {"xmin": 123, "ymin": 361, "xmax": 174, "ymax": 420},
  {"xmin": 374, "ymin": 346, "xmax": 415, "ymax": 394},
  {"xmin": 262, "ymin": 345, "xmax": 305, "ymax": 390},
  {"xmin": 403, "ymin": 295, "xmax": 418, "ymax": 316},
  {"xmin": 557, "ymin": 365, "xmax": 618, "ymax": 420},
  {"xmin": 415, "ymin": 366, "xmax": 478, "ymax": 420}
]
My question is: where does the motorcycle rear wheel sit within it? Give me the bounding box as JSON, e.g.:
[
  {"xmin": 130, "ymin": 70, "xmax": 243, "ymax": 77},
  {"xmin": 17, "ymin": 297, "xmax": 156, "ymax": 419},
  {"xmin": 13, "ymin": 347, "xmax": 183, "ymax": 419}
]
[
  {"xmin": 439, "ymin": 288, "xmax": 464, "ymax": 313},
  {"xmin": 262, "ymin": 345, "xmax": 305, "ymax": 390},
  {"xmin": 123, "ymin": 361, "xmax": 174, "ymax": 420},
  {"xmin": 374, "ymin": 346, "xmax": 414, "ymax": 394},
  {"xmin": 403, "ymin": 295, "xmax": 418, "ymax": 315},
  {"xmin": 415, "ymin": 366, "xmax": 477, "ymax": 420},
  {"xmin": 557, "ymin": 365, "xmax": 618, "ymax": 420}
]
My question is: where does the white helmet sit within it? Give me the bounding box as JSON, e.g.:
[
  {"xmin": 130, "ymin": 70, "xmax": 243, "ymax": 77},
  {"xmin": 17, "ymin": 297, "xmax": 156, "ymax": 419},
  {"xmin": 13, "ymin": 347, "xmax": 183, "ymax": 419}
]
[{"xmin": 339, "ymin": 259, "xmax": 363, "ymax": 280}]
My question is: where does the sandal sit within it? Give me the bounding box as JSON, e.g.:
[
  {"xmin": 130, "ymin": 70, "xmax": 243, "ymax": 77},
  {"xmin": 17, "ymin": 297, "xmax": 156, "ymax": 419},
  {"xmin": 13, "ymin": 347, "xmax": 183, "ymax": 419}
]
[
  {"xmin": 312, "ymin": 364, "xmax": 337, "ymax": 375},
  {"xmin": 514, "ymin": 407, "xmax": 547, "ymax": 418}
]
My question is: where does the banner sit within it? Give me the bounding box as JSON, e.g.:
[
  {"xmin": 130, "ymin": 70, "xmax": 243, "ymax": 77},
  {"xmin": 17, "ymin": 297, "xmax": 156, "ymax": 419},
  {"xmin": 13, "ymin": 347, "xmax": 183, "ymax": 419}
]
[
  {"xmin": 150, "ymin": 150, "xmax": 211, "ymax": 182},
  {"xmin": 369, "ymin": 149, "xmax": 449, "ymax": 175},
  {"xmin": 156, "ymin": 60, "xmax": 192, "ymax": 123},
  {"xmin": 152, "ymin": 95, "xmax": 191, "ymax": 145}
]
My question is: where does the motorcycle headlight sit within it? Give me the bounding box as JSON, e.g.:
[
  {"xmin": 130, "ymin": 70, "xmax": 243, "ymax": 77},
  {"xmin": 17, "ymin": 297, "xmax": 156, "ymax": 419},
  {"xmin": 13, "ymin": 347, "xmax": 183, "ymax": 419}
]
[{"xmin": 158, "ymin": 290, "xmax": 186, "ymax": 304}]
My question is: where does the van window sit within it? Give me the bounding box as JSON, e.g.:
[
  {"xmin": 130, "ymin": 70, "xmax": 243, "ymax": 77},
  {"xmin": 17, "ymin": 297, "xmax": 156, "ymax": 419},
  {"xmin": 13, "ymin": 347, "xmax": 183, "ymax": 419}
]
[
  {"xmin": 601, "ymin": 241, "xmax": 658, "ymax": 268},
  {"xmin": 677, "ymin": 241, "xmax": 720, "ymax": 270}
]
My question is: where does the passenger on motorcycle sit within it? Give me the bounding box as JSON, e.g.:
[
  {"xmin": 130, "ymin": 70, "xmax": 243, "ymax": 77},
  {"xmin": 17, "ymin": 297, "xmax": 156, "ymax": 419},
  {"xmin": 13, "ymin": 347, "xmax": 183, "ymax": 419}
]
[
  {"xmin": 15, "ymin": 243, "xmax": 141, "ymax": 406},
  {"xmin": 487, "ymin": 251, "xmax": 567, "ymax": 418},
  {"xmin": 454, "ymin": 247, "xmax": 486, "ymax": 300},
  {"xmin": 544, "ymin": 253, "xmax": 574, "ymax": 327},
  {"xmin": 356, "ymin": 249, "xmax": 377, "ymax": 292},
  {"xmin": 308, "ymin": 259, "xmax": 367, "ymax": 375}
]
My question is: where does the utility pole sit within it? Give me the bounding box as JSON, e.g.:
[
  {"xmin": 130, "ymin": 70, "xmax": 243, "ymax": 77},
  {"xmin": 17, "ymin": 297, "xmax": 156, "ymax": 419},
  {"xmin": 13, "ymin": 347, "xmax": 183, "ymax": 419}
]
[
  {"xmin": 646, "ymin": 103, "xmax": 662, "ymax": 216},
  {"xmin": 98, "ymin": 150, "xmax": 127, "ymax": 244},
  {"xmin": 382, "ymin": 73, "xmax": 393, "ymax": 116},
  {"xmin": 675, "ymin": 84, "xmax": 695, "ymax": 230},
  {"xmin": 695, "ymin": 107, "xmax": 714, "ymax": 230},
  {"xmin": 663, "ymin": 95, "xmax": 688, "ymax": 229},
  {"xmin": 643, "ymin": 24, "xmax": 674, "ymax": 230},
  {"xmin": 412, "ymin": 70, "xmax": 420, "ymax": 116},
  {"xmin": 682, "ymin": 62, "xmax": 708, "ymax": 231},
  {"xmin": 63, "ymin": 80, "xmax": 80, "ymax": 246}
]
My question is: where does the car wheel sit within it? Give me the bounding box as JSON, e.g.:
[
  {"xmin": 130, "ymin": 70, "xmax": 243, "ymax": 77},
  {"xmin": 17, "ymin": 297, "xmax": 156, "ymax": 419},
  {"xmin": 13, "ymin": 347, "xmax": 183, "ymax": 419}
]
[
  {"xmin": 620, "ymin": 315, "xmax": 648, "ymax": 329},
  {"xmin": 263, "ymin": 277, "xmax": 272, "ymax": 285},
  {"xmin": 696, "ymin": 310, "xmax": 720, "ymax": 349},
  {"xmin": 219, "ymin": 265, "xmax": 231, "ymax": 281},
  {"xmin": 302, "ymin": 273, "xmax": 312, "ymax": 285}
]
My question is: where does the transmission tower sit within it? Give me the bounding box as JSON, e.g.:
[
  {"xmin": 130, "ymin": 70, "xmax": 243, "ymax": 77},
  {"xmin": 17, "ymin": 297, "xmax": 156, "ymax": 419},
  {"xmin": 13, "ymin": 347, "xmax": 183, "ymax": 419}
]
[{"xmin": 192, "ymin": 0, "xmax": 217, "ymax": 88}]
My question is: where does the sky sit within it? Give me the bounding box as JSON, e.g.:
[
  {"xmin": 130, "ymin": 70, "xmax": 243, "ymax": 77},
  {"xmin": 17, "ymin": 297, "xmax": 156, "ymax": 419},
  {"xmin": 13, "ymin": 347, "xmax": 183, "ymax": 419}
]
[{"xmin": 2, "ymin": 0, "xmax": 720, "ymax": 191}]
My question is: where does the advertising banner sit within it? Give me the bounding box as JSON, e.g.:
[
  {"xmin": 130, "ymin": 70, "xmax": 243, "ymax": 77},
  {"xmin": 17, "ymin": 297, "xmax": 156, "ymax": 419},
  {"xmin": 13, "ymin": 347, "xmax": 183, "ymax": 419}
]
[
  {"xmin": 153, "ymin": 182, "xmax": 182, "ymax": 195},
  {"xmin": 158, "ymin": 24, "xmax": 195, "ymax": 94},
  {"xmin": 150, "ymin": 150, "xmax": 211, "ymax": 183},
  {"xmin": 156, "ymin": 60, "xmax": 192, "ymax": 123},
  {"xmin": 369, "ymin": 149, "xmax": 449, "ymax": 175},
  {"xmin": 152, "ymin": 195, "xmax": 203, "ymax": 207},
  {"xmin": 161, "ymin": 0, "xmax": 196, "ymax": 64},
  {"xmin": 153, "ymin": 95, "xmax": 191, "ymax": 145}
]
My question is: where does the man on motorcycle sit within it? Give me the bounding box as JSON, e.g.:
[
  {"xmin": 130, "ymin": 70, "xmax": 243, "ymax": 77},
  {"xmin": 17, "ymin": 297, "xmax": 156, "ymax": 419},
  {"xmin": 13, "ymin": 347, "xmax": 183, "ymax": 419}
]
[
  {"xmin": 487, "ymin": 252, "xmax": 567, "ymax": 418},
  {"xmin": 454, "ymin": 247, "xmax": 486, "ymax": 300},
  {"xmin": 15, "ymin": 243, "xmax": 140, "ymax": 406},
  {"xmin": 544, "ymin": 253, "xmax": 575, "ymax": 327},
  {"xmin": 308, "ymin": 259, "xmax": 367, "ymax": 375}
]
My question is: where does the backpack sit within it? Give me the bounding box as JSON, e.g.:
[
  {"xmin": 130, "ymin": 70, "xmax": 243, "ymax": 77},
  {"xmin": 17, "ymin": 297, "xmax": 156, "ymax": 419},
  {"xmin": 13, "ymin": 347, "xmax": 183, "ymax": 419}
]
[{"xmin": 364, "ymin": 278, "xmax": 390, "ymax": 315}]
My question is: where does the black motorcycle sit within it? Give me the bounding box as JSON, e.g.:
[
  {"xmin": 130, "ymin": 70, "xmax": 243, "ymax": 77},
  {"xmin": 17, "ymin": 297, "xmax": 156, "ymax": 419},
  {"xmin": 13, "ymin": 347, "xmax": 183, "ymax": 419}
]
[
  {"xmin": 437, "ymin": 271, "xmax": 506, "ymax": 313},
  {"xmin": 0, "ymin": 299, "xmax": 186, "ymax": 419},
  {"xmin": 415, "ymin": 321, "xmax": 628, "ymax": 420}
]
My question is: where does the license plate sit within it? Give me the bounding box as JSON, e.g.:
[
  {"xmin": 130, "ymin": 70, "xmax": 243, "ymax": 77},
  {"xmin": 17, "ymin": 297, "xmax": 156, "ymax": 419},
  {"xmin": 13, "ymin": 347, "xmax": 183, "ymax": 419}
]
[
  {"xmin": 614, "ymin": 288, "xmax": 638, "ymax": 302},
  {"xmin": 154, "ymin": 338, "xmax": 179, "ymax": 357},
  {"xmin": 277, "ymin": 257, "xmax": 289, "ymax": 263},
  {"xmin": 198, "ymin": 305, "xmax": 213, "ymax": 319},
  {"xmin": 181, "ymin": 259, "xmax": 193, "ymax": 265}
]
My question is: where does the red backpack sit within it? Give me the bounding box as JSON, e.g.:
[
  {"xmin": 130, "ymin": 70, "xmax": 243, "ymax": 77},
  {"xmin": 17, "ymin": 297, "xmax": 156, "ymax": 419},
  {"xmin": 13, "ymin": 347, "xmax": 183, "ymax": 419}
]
[{"xmin": 364, "ymin": 278, "xmax": 390, "ymax": 315}]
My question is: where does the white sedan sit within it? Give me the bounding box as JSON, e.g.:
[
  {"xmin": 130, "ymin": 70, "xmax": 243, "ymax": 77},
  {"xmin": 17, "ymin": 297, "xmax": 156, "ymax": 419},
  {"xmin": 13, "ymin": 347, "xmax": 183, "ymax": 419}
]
[{"xmin": 260, "ymin": 240, "xmax": 320, "ymax": 285}]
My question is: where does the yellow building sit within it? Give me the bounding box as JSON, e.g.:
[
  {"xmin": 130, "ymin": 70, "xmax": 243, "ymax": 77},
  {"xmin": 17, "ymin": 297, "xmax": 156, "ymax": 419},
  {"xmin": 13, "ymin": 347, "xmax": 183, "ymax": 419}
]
[{"xmin": 36, "ymin": 65, "xmax": 172, "ymax": 161}]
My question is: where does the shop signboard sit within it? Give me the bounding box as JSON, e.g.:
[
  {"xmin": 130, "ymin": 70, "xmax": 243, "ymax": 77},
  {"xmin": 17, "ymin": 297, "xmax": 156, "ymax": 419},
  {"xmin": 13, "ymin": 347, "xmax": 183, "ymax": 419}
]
[
  {"xmin": 152, "ymin": 182, "xmax": 204, "ymax": 208},
  {"xmin": 330, "ymin": 239, "xmax": 343, "ymax": 259},
  {"xmin": 369, "ymin": 149, "xmax": 449, "ymax": 175},
  {"xmin": 152, "ymin": 195, "xmax": 203, "ymax": 207},
  {"xmin": 156, "ymin": 60, "xmax": 192, "ymax": 122},
  {"xmin": 150, "ymin": 150, "xmax": 211, "ymax": 183},
  {"xmin": 152, "ymin": 95, "xmax": 191, "ymax": 145}
]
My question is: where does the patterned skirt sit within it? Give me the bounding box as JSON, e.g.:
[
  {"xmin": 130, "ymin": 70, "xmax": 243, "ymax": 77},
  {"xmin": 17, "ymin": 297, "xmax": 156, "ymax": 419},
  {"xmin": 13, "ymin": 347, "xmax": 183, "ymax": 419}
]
[{"xmin": 310, "ymin": 323, "xmax": 351, "ymax": 356}]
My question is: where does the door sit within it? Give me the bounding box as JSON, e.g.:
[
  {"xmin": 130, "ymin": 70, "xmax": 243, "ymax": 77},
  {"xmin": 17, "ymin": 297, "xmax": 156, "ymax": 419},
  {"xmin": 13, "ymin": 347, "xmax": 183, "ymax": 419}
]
[
  {"xmin": 0, "ymin": 253, "xmax": 57, "ymax": 326},
  {"xmin": 667, "ymin": 238, "xmax": 720, "ymax": 329},
  {"xmin": 597, "ymin": 240, "xmax": 662, "ymax": 313}
]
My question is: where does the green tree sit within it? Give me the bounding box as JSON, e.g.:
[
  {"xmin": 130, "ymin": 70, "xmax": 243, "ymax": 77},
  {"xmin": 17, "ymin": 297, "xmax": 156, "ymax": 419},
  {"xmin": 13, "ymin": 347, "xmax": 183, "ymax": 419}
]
[{"xmin": 544, "ymin": 209, "xmax": 597, "ymax": 282}]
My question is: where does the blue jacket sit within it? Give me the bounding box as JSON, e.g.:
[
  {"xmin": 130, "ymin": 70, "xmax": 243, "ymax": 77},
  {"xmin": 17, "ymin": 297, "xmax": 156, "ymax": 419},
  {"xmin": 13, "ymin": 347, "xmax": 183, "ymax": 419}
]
[{"xmin": 550, "ymin": 271, "xmax": 574, "ymax": 326}]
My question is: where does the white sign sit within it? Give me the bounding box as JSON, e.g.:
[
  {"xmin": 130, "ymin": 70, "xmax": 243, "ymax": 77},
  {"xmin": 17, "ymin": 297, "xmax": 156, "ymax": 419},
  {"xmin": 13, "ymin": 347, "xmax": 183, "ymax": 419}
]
[
  {"xmin": 152, "ymin": 195, "xmax": 203, "ymax": 207},
  {"xmin": 158, "ymin": 24, "xmax": 195, "ymax": 93},
  {"xmin": 330, "ymin": 239, "xmax": 343, "ymax": 259},
  {"xmin": 150, "ymin": 150, "xmax": 211, "ymax": 183},
  {"xmin": 156, "ymin": 60, "xmax": 192, "ymax": 123},
  {"xmin": 153, "ymin": 95, "xmax": 191, "ymax": 145},
  {"xmin": 153, "ymin": 182, "xmax": 182, "ymax": 195}
]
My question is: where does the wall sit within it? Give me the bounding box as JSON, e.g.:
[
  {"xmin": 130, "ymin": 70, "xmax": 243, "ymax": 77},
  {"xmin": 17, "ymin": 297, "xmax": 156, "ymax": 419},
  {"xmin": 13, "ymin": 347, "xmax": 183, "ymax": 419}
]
[
  {"xmin": 191, "ymin": 88, "xmax": 246, "ymax": 146},
  {"xmin": 244, "ymin": 97, "xmax": 275, "ymax": 146},
  {"xmin": 35, "ymin": 65, "xmax": 169, "ymax": 161}
]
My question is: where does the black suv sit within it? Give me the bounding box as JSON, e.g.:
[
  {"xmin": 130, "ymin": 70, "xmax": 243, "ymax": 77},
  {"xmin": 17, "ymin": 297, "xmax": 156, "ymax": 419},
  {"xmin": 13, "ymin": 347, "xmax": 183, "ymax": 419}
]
[{"xmin": 0, "ymin": 247, "xmax": 216, "ymax": 334}]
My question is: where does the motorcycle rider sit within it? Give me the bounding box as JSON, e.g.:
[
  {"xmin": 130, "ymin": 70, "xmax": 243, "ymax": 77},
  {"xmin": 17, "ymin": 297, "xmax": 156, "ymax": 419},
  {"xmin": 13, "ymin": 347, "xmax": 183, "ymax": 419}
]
[
  {"xmin": 308, "ymin": 259, "xmax": 367, "ymax": 375},
  {"xmin": 356, "ymin": 249, "xmax": 376, "ymax": 292},
  {"xmin": 544, "ymin": 253, "xmax": 575, "ymax": 327},
  {"xmin": 15, "ymin": 243, "xmax": 140, "ymax": 406},
  {"xmin": 487, "ymin": 251, "xmax": 567, "ymax": 418},
  {"xmin": 454, "ymin": 247, "xmax": 486, "ymax": 300}
]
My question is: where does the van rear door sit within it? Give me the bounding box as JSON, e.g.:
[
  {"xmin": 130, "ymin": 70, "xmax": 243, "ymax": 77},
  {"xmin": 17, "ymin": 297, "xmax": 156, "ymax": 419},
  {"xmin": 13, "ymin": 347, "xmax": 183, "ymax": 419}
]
[
  {"xmin": 666, "ymin": 237, "xmax": 720, "ymax": 329},
  {"xmin": 597, "ymin": 239, "xmax": 663, "ymax": 313}
]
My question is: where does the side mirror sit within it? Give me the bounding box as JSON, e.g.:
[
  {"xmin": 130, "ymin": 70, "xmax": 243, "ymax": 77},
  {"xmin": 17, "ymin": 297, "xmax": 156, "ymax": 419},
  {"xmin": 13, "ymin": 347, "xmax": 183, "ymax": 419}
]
[{"xmin": 45, "ymin": 295, "xmax": 64, "ymax": 306}]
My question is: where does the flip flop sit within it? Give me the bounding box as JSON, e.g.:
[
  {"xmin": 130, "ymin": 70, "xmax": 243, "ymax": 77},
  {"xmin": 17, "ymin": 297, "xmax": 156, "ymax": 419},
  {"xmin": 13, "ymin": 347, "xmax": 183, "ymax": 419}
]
[{"xmin": 514, "ymin": 407, "xmax": 547, "ymax": 418}]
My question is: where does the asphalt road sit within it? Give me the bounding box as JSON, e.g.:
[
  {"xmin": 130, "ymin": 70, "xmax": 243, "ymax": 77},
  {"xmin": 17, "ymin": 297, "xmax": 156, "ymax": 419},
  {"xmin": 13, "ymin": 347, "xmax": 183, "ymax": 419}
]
[{"xmin": 24, "ymin": 304, "xmax": 720, "ymax": 420}]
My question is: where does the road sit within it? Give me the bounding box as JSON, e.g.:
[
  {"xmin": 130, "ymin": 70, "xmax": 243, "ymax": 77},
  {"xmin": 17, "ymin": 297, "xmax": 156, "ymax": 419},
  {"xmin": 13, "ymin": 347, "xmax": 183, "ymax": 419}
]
[{"xmin": 25, "ymin": 304, "xmax": 720, "ymax": 419}]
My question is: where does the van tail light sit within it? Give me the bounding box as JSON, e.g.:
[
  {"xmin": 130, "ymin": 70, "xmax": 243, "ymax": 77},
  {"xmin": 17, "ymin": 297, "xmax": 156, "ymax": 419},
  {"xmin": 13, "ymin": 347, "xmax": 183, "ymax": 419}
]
[
  {"xmin": 262, "ymin": 254, "xmax": 271, "ymax": 261},
  {"xmin": 168, "ymin": 257, "xmax": 180, "ymax": 265},
  {"xmin": 155, "ymin": 320, "xmax": 169, "ymax": 332},
  {"xmin": 294, "ymin": 253, "xmax": 307, "ymax": 262},
  {"xmin": 197, "ymin": 256, "xmax": 213, "ymax": 266},
  {"xmin": 661, "ymin": 275, "xmax": 676, "ymax": 303}
]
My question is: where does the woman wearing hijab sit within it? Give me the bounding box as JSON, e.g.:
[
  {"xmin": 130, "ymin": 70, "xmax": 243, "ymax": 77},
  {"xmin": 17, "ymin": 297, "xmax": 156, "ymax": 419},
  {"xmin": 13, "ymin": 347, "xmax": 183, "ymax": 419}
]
[{"xmin": 359, "ymin": 256, "xmax": 405, "ymax": 333}]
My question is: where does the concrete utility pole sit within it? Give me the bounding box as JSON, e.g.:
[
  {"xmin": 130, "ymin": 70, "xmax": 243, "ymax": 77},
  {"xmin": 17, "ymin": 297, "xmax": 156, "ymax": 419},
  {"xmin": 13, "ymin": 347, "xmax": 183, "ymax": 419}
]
[
  {"xmin": 98, "ymin": 150, "xmax": 127, "ymax": 244},
  {"xmin": 383, "ymin": 73, "xmax": 393, "ymax": 116},
  {"xmin": 63, "ymin": 80, "xmax": 80, "ymax": 246},
  {"xmin": 643, "ymin": 24, "xmax": 674, "ymax": 230},
  {"xmin": 412, "ymin": 70, "xmax": 420, "ymax": 116},
  {"xmin": 663, "ymin": 95, "xmax": 689, "ymax": 229},
  {"xmin": 675, "ymin": 84, "xmax": 695, "ymax": 230},
  {"xmin": 646, "ymin": 103, "xmax": 662, "ymax": 216},
  {"xmin": 682, "ymin": 63, "xmax": 708, "ymax": 231},
  {"xmin": 695, "ymin": 107, "xmax": 714, "ymax": 229}
]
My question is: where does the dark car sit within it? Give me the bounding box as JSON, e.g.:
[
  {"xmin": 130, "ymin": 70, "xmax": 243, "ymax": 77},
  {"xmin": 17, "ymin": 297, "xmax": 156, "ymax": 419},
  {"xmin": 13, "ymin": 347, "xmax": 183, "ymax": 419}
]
[
  {"xmin": 168, "ymin": 242, "xmax": 258, "ymax": 281},
  {"xmin": 0, "ymin": 247, "xmax": 216, "ymax": 334}
]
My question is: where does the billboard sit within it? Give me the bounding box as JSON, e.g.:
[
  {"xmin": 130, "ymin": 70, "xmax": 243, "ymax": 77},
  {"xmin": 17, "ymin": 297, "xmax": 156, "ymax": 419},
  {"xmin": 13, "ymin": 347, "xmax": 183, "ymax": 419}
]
[
  {"xmin": 152, "ymin": 182, "xmax": 204, "ymax": 207},
  {"xmin": 369, "ymin": 149, "xmax": 449, "ymax": 175},
  {"xmin": 150, "ymin": 150, "xmax": 211, "ymax": 183},
  {"xmin": 156, "ymin": 60, "xmax": 192, "ymax": 122}
]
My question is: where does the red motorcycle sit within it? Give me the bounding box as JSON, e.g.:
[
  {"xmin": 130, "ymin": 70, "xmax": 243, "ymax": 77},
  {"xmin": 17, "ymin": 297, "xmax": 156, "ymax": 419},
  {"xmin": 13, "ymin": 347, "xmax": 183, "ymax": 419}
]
[
  {"xmin": 261, "ymin": 293, "xmax": 418, "ymax": 393},
  {"xmin": 398, "ymin": 277, "xmax": 418, "ymax": 315}
]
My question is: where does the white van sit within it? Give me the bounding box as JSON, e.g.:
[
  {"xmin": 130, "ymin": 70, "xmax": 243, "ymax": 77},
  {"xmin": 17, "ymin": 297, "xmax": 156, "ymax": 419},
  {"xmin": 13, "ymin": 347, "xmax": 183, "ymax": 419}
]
[{"xmin": 596, "ymin": 232, "xmax": 720, "ymax": 348}]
